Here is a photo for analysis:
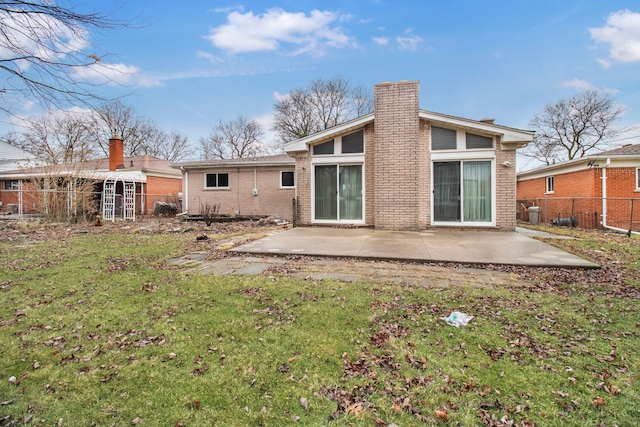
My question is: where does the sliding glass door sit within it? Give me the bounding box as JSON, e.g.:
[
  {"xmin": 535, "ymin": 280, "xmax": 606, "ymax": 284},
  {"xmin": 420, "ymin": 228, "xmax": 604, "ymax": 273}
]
[
  {"xmin": 314, "ymin": 164, "xmax": 363, "ymax": 222},
  {"xmin": 433, "ymin": 160, "xmax": 492, "ymax": 224}
]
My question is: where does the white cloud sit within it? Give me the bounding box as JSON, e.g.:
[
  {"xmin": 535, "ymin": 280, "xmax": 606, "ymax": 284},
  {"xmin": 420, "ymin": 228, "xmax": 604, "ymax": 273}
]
[
  {"xmin": 253, "ymin": 112, "xmax": 279, "ymax": 146},
  {"xmin": 590, "ymin": 9, "xmax": 640, "ymax": 63},
  {"xmin": 561, "ymin": 78, "xmax": 596, "ymax": 90},
  {"xmin": 196, "ymin": 51, "xmax": 223, "ymax": 63},
  {"xmin": 372, "ymin": 37, "xmax": 389, "ymax": 46},
  {"xmin": 272, "ymin": 91, "xmax": 287, "ymax": 101},
  {"xmin": 204, "ymin": 8, "xmax": 355, "ymax": 55},
  {"xmin": 560, "ymin": 79, "xmax": 619, "ymax": 94},
  {"xmin": 73, "ymin": 63, "xmax": 162, "ymax": 88},
  {"xmin": 597, "ymin": 58, "xmax": 612, "ymax": 69},
  {"xmin": 212, "ymin": 5, "xmax": 244, "ymax": 14},
  {"xmin": 397, "ymin": 35, "xmax": 423, "ymax": 51}
]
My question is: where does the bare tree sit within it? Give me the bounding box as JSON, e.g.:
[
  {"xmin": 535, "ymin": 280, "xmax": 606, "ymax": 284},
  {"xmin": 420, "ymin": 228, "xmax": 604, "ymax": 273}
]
[
  {"xmin": 0, "ymin": 0, "xmax": 133, "ymax": 117},
  {"xmin": 272, "ymin": 76, "xmax": 374, "ymax": 143},
  {"xmin": 524, "ymin": 90, "xmax": 625, "ymax": 165},
  {"xmin": 21, "ymin": 110, "xmax": 96, "ymax": 164},
  {"xmin": 90, "ymin": 101, "xmax": 155, "ymax": 156},
  {"xmin": 146, "ymin": 130, "xmax": 193, "ymax": 162},
  {"xmin": 89, "ymin": 100, "xmax": 191, "ymax": 161},
  {"xmin": 199, "ymin": 116, "xmax": 270, "ymax": 160}
]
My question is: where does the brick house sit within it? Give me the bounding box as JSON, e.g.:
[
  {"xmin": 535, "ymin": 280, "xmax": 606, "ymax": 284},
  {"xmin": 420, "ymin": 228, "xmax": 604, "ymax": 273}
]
[
  {"xmin": 517, "ymin": 144, "xmax": 640, "ymax": 232},
  {"xmin": 283, "ymin": 80, "xmax": 534, "ymax": 231},
  {"xmin": 174, "ymin": 155, "xmax": 296, "ymax": 221},
  {"xmin": 0, "ymin": 136, "xmax": 182, "ymax": 217}
]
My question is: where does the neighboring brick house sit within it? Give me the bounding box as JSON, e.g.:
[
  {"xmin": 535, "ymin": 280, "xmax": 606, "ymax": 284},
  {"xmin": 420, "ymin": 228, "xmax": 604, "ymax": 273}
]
[
  {"xmin": 283, "ymin": 80, "xmax": 534, "ymax": 231},
  {"xmin": 173, "ymin": 155, "xmax": 296, "ymax": 221},
  {"xmin": 0, "ymin": 136, "xmax": 182, "ymax": 217},
  {"xmin": 516, "ymin": 144, "xmax": 640, "ymax": 231}
]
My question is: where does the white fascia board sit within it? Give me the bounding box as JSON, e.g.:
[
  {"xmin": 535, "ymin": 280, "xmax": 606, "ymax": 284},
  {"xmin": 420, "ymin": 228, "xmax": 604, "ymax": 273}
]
[
  {"xmin": 283, "ymin": 114, "xmax": 374, "ymax": 153},
  {"xmin": 419, "ymin": 110, "xmax": 534, "ymax": 146}
]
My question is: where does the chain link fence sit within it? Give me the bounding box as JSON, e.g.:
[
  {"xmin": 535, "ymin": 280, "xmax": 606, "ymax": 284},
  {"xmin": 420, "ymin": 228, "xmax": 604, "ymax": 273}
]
[{"xmin": 517, "ymin": 197, "xmax": 640, "ymax": 233}]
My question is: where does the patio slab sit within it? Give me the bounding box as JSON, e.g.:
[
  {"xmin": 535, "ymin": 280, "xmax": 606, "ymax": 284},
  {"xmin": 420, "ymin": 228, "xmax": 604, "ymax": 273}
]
[{"xmin": 230, "ymin": 227, "xmax": 599, "ymax": 268}]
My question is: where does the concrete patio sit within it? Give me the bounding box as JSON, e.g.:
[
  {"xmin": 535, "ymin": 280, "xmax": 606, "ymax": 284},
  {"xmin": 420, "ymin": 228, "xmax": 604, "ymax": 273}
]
[{"xmin": 231, "ymin": 227, "xmax": 599, "ymax": 268}]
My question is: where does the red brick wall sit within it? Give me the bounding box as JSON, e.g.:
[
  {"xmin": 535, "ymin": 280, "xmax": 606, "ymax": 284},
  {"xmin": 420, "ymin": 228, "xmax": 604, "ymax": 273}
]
[
  {"xmin": 516, "ymin": 168, "xmax": 614, "ymax": 227},
  {"xmin": 186, "ymin": 167, "xmax": 296, "ymax": 221},
  {"xmin": 517, "ymin": 169, "xmax": 601, "ymax": 199},
  {"xmin": 606, "ymin": 167, "xmax": 638, "ymax": 198},
  {"xmin": 145, "ymin": 176, "xmax": 182, "ymax": 215}
]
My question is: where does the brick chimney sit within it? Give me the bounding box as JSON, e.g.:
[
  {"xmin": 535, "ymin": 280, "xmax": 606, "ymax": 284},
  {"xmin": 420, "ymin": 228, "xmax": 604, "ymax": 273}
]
[
  {"xmin": 373, "ymin": 80, "xmax": 420, "ymax": 230},
  {"xmin": 109, "ymin": 135, "xmax": 124, "ymax": 171}
]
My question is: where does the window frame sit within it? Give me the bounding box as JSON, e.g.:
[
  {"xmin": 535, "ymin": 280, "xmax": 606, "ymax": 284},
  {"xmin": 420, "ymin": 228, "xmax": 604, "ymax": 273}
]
[
  {"xmin": 465, "ymin": 132, "xmax": 494, "ymax": 149},
  {"xmin": 636, "ymin": 168, "xmax": 640, "ymax": 190},
  {"xmin": 280, "ymin": 170, "xmax": 295, "ymax": 188},
  {"xmin": 545, "ymin": 176, "xmax": 554, "ymax": 194},
  {"xmin": 312, "ymin": 140, "xmax": 335, "ymax": 155},
  {"xmin": 3, "ymin": 180, "xmax": 19, "ymax": 190},
  {"xmin": 204, "ymin": 172, "xmax": 230, "ymax": 189}
]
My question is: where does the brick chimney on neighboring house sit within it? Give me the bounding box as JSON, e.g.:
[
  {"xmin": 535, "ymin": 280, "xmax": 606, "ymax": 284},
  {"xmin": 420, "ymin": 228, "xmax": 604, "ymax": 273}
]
[{"xmin": 109, "ymin": 135, "xmax": 124, "ymax": 171}]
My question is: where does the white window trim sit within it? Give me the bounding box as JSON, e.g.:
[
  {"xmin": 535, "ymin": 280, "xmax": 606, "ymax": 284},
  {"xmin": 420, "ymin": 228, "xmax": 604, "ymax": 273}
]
[
  {"xmin": 430, "ymin": 158, "xmax": 496, "ymax": 227},
  {"xmin": 636, "ymin": 168, "xmax": 640, "ymax": 191},
  {"xmin": 280, "ymin": 170, "xmax": 295, "ymax": 189},
  {"xmin": 203, "ymin": 172, "xmax": 230, "ymax": 190},
  {"xmin": 545, "ymin": 176, "xmax": 554, "ymax": 194}
]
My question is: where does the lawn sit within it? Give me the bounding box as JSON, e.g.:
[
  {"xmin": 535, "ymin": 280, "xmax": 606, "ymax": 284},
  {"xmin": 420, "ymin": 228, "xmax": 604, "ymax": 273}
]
[{"xmin": 0, "ymin": 221, "xmax": 639, "ymax": 426}]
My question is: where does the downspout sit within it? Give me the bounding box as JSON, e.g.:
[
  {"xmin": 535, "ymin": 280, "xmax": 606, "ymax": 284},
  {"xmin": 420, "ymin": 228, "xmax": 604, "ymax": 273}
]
[
  {"xmin": 601, "ymin": 158, "xmax": 639, "ymax": 235},
  {"xmin": 601, "ymin": 158, "xmax": 609, "ymax": 229},
  {"xmin": 176, "ymin": 166, "xmax": 189, "ymax": 216}
]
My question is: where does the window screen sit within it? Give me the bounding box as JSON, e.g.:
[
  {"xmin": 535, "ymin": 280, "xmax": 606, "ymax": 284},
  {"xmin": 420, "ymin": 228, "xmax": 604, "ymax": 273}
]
[
  {"xmin": 342, "ymin": 131, "xmax": 363, "ymax": 153},
  {"xmin": 281, "ymin": 171, "xmax": 295, "ymax": 187},
  {"xmin": 466, "ymin": 133, "xmax": 493, "ymax": 149},
  {"xmin": 313, "ymin": 140, "xmax": 334, "ymax": 155},
  {"xmin": 431, "ymin": 127, "xmax": 457, "ymax": 150}
]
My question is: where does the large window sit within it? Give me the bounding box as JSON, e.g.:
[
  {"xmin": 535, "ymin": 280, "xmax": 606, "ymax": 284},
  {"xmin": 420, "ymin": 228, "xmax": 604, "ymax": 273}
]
[
  {"xmin": 433, "ymin": 161, "xmax": 492, "ymax": 223},
  {"xmin": 205, "ymin": 173, "xmax": 229, "ymax": 189},
  {"xmin": 314, "ymin": 164, "xmax": 363, "ymax": 222},
  {"xmin": 281, "ymin": 171, "xmax": 295, "ymax": 188},
  {"xmin": 545, "ymin": 176, "xmax": 554, "ymax": 194}
]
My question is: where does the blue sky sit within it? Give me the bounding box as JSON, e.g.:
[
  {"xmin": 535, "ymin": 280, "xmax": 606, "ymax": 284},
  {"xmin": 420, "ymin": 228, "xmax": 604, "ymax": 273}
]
[{"xmin": 5, "ymin": 1, "xmax": 640, "ymax": 169}]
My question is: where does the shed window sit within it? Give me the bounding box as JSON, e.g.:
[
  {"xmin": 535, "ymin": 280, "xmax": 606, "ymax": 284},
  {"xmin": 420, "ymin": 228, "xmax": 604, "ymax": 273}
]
[
  {"xmin": 431, "ymin": 127, "xmax": 457, "ymax": 150},
  {"xmin": 341, "ymin": 131, "xmax": 364, "ymax": 153},
  {"xmin": 466, "ymin": 133, "xmax": 493, "ymax": 149},
  {"xmin": 281, "ymin": 171, "xmax": 295, "ymax": 187},
  {"xmin": 545, "ymin": 176, "xmax": 554, "ymax": 194},
  {"xmin": 205, "ymin": 173, "xmax": 229, "ymax": 188},
  {"xmin": 313, "ymin": 140, "xmax": 334, "ymax": 155},
  {"xmin": 3, "ymin": 180, "xmax": 19, "ymax": 190}
]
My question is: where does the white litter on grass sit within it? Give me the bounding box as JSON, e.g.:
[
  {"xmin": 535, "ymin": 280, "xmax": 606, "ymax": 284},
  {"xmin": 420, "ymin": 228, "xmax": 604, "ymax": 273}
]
[{"xmin": 441, "ymin": 311, "xmax": 474, "ymax": 327}]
